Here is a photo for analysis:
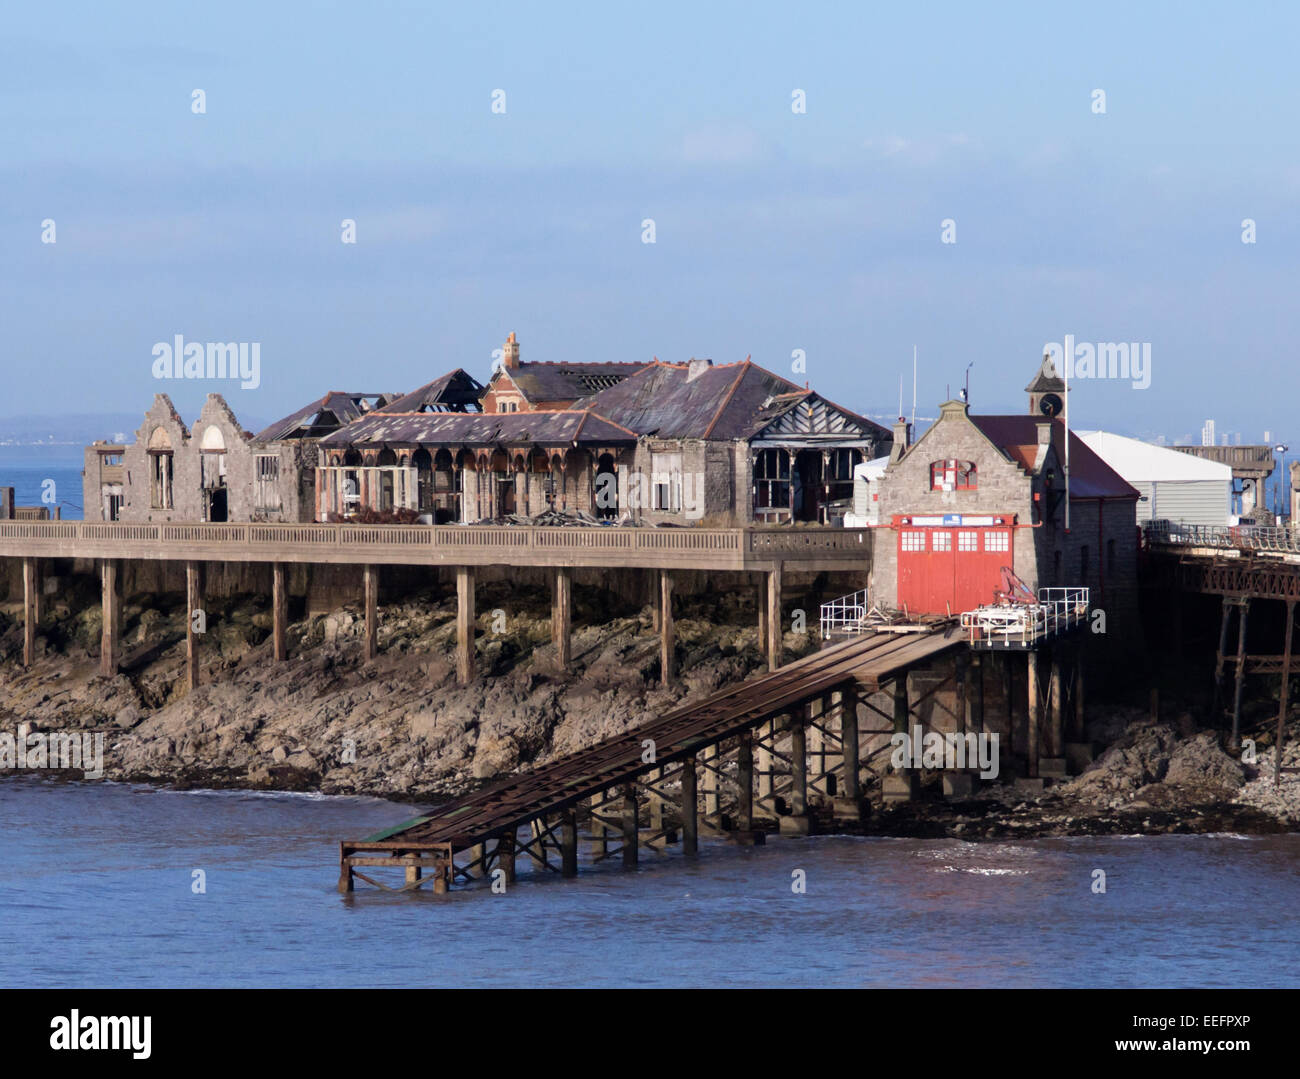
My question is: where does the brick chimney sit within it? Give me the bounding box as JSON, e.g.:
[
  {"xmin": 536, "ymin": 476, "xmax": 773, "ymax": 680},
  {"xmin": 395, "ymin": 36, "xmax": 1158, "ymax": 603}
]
[{"xmin": 503, "ymin": 332, "xmax": 520, "ymax": 371}]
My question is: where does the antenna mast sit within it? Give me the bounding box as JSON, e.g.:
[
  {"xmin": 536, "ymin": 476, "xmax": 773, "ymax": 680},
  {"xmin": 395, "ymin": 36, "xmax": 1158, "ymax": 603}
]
[
  {"xmin": 911, "ymin": 345, "xmax": 917, "ymax": 430},
  {"xmin": 1063, "ymin": 337, "xmax": 1071, "ymax": 532}
]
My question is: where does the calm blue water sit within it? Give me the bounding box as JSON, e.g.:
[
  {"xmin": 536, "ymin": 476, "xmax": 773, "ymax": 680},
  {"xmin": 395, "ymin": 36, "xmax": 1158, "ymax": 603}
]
[
  {"xmin": 0, "ymin": 776, "xmax": 1296, "ymax": 988},
  {"xmin": 0, "ymin": 447, "xmax": 84, "ymax": 520}
]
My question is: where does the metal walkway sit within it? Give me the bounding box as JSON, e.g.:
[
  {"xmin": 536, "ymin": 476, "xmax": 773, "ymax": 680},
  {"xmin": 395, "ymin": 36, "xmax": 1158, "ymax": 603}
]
[{"xmin": 338, "ymin": 624, "xmax": 964, "ymax": 894}]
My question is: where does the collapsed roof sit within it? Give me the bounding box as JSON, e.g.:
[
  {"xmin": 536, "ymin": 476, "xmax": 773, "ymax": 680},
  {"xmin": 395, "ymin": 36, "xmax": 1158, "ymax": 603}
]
[{"xmin": 254, "ymin": 392, "xmax": 399, "ymax": 442}]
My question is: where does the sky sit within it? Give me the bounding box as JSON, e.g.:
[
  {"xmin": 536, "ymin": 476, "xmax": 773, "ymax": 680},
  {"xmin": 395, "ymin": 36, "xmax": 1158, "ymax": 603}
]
[{"xmin": 2, "ymin": 1, "xmax": 1298, "ymax": 444}]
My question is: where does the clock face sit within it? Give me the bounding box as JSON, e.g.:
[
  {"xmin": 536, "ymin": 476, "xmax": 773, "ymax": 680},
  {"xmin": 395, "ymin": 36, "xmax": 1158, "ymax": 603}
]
[{"xmin": 1039, "ymin": 392, "xmax": 1063, "ymax": 418}]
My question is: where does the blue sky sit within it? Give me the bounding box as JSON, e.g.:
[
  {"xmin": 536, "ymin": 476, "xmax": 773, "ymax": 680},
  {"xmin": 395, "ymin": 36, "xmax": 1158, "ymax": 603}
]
[{"xmin": 3, "ymin": 1, "xmax": 1298, "ymax": 443}]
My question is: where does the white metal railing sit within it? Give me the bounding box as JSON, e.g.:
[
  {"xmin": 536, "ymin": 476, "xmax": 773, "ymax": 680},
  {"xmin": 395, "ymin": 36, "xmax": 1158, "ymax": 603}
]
[
  {"xmin": 959, "ymin": 586, "xmax": 1090, "ymax": 645},
  {"xmin": 1144, "ymin": 520, "xmax": 1300, "ymax": 554},
  {"xmin": 820, "ymin": 588, "xmax": 869, "ymax": 638}
]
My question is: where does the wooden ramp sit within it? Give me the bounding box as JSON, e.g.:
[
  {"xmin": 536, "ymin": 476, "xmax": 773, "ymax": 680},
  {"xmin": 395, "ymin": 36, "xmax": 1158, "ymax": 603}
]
[{"xmin": 338, "ymin": 625, "xmax": 963, "ymax": 895}]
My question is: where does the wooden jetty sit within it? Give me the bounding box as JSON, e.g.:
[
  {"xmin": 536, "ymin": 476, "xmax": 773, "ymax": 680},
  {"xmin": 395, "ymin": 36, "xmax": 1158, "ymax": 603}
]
[{"xmin": 338, "ymin": 626, "xmax": 965, "ymax": 895}]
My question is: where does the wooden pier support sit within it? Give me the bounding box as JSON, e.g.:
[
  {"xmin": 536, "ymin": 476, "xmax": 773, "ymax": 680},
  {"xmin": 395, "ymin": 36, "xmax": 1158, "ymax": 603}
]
[
  {"xmin": 1072, "ymin": 648, "xmax": 1085, "ymax": 741},
  {"xmin": 1027, "ymin": 652, "xmax": 1041, "ymax": 777},
  {"xmin": 1048, "ymin": 651, "xmax": 1063, "ymax": 759},
  {"xmin": 621, "ymin": 783, "xmax": 639, "ymax": 868},
  {"xmin": 757, "ymin": 580, "xmax": 768, "ymax": 662},
  {"xmin": 499, "ymin": 832, "xmax": 516, "ymax": 883},
  {"xmin": 272, "ymin": 562, "xmax": 287, "ymax": 662},
  {"xmin": 456, "ymin": 566, "xmax": 475, "ymax": 685},
  {"xmin": 1231, "ymin": 598, "xmax": 1250, "ymax": 745},
  {"xmin": 99, "ymin": 559, "xmax": 119, "ymax": 678},
  {"xmin": 552, "ymin": 567, "xmax": 572, "ymax": 672},
  {"xmin": 840, "ymin": 685, "xmax": 860, "ymax": 803},
  {"xmin": 185, "ymin": 561, "xmax": 201, "ymax": 691},
  {"xmin": 702, "ymin": 742, "xmax": 719, "ymax": 818},
  {"xmin": 969, "ymin": 654, "xmax": 985, "ymax": 734},
  {"xmin": 766, "ymin": 562, "xmax": 783, "ymax": 671},
  {"xmin": 784, "ymin": 713, "xmax": 809, "ymax": 833},
  {"xmin": 736, "ymin": 731, "xmax": 754, "ymax": 832},
  {"xmin": 21, "ymin": 557, "xmax": 36, "ymax": 668},
  {"xmin": 659, "ymin": 570, "xmax": 674, "ymax": 687},
  {"xmin": 892, "ymin": 677, "xmax": 909, "ymax": 734},
  {"xmin": 1276, "ymin": 600, "xmax": 1295, "ymax": 786},
  {"xmin": 561, "ymin": 807, "xmax": 578, "ymax": 877},
  {"xmin": 363, "ymin": 564, "xmax": 378, "ymax": 661},
  {"xmin": 680, "ymin": 756, "xmax": 698, "ymax": 855}
]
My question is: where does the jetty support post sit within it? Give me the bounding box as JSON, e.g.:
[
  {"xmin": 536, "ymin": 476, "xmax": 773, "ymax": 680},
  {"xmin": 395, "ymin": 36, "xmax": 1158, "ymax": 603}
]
[
  {"xmin": 766, "ymin": 561, "xmax": 783, "ymax": 671},
  {"xmin": 781, "ymin": 710, "xmax": 810, "ymax": 835},
  {"xmin": 499, "ymin": 831, "xmax": 516, "ymax": 884},
  {"xmin": 22, "ymin": 557, "xmax": 36, "ymax": 668},
  {"xmin": 185, "ymin": 561, "xmax": 202, "ymax": 691},
  {"xmin": 456, "ymin": 566, "xmax": 475, "ymax": 685},
  {"xmin": 837, "ymin": 683, "xmax": 862, "ymax": 817},
  {"xmin": 1027, "ymin": 652, "xmax": 1041, "ymax": 777},
  {"xmin": 659, "ymin": 570, "xmax": 674, "ymax": 688},
  {"xmin": 1276, "ymin": 600, "xmax": 1295, "ymax": 785},
  {"xmin": 1049, "ymin": 650, "xmax": 1063, "ymax": 758},
  {"xmin": 680, "ymin": 754, "xmax": 698, "ymax": 855},
  {"xmin": 736, "ymin": 730, "xmax": 754, "ymax": 833},
  {"xmin": 1231, "ymin": 597, "xmax": 1250, "ymax": 745},
  {"xmin": 621, "ymin": 783, "xmax": 639, "ymax": 868},
  {"xmin": 1072, "ymin": 647, "xmax": 1085, "ymax": 741},
  {"xmin": 337, "ymin": 846, "xmax": 353, "ymax": 894},
  {"xmin": 561, "ymin": 807, "xmax": 578, "ymax": 877},
  {"xmin": 363, "ymin": 564, "xmax": 378, "ymax": 662},
  {"xmin": 552, "ymin": 567, "xmax": 572, "ymax": 672},
  {"xmin": 100, "ymin": 558, "xmax": 119, "ymax": 678},
  {"xmin": 757, "ymin": 577, "xmax": 768, "ymax": 662},
  {"xmin": 272, "ymin": 562, "xmax": 288, "ymax": 662}
]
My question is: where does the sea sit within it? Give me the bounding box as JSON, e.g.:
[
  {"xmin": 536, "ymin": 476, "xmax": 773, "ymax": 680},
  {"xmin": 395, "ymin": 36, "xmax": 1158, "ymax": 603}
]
[
  {"xmin": 0, "ymin": 446, "xmax": 86, "ymax": 520},
  {"xmin": 0, "ymin": 776, "xmax": 1296, "ymax": 988},
  {"xmin": 1, "ymin": 445, "xmax": 1298, "ymax": 987}
]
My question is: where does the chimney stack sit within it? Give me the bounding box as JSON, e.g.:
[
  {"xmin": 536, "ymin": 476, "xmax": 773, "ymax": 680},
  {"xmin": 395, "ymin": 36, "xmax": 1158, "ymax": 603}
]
[
  {"xmin": 686, "ymin": 356, "xmax": 713, "ymax": 382},
  {"xmin": 889, "ymin": 417, "xmax": 909, "ymax": 464},
  {"xmin": 503, "ymin": 332, "xmax": 520, "ymax": 371}
]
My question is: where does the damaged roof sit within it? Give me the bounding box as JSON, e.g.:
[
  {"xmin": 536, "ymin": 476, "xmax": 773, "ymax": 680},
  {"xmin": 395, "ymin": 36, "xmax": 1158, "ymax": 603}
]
[
  {"xmin": 254, "ymin": 392, "xmax": 400, "ymax": 442},
  {"xmin": 377, "ymin": 369, "xmax": 485, "ymax": 414},
  {"xmin": 971, "ymin": 415, "xmax": 1139, "ymax": 500},
  {"xmin": 581, "ymin": 359, "xmax": 890, "ymax": 441},
  {"xmin": 493, "ymin": 361, "xmax": 650, "ymax": 404},
  {"xmin": 319, "ymin": 409, "xmax": 637, "ymax": 447}
]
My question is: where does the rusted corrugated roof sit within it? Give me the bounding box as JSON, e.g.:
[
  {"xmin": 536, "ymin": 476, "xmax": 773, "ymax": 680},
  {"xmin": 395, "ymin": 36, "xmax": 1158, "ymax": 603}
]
[
  {"xmin": 319, "ymin": 409, "xmax": 637, "ymax": 447},
  {"xmin": 377, "ymin": 369, "xmax": 484, "ymax": 413},
  {"xmin": 971, "ymin": 415, "xmax": 1139, "ymax": 500},
  {"xmin": 254, "ymin": 391, "xmax": 400, "ymax": 443}
]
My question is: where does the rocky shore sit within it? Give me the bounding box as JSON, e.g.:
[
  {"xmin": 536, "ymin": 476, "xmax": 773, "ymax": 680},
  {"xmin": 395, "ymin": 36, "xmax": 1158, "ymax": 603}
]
[{"xmin": 1, "ymin": 582, "xmax": 1297, "ymax": 836}]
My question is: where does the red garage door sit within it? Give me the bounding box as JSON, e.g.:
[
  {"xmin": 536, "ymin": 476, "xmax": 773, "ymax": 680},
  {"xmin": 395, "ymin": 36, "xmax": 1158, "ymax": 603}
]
[{"xmin": 897, "ymin": 525, "xmax": 1012, "ymax": 615}]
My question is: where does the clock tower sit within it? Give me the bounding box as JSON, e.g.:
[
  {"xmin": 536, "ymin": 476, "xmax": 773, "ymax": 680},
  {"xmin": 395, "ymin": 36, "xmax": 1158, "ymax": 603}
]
[{"xmin": 1026, "ymin": 352, "xmax": 1066, "ymax": 417}]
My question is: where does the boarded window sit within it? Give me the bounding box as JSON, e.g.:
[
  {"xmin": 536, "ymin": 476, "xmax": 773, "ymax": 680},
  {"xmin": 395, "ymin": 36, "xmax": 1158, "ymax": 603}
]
[
  {"xmin": 255, "ymin": 455, "xmax": 282, "ymax": 510},
  {"xmin": 652, "ymin": 452, "xmax": 682, "ymax": 512}
]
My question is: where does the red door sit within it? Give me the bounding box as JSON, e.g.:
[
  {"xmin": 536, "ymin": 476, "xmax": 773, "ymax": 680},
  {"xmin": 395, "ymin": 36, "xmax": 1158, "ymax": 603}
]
[{"xmin": 897, "ymin": 525, "xmax": 1012, "ymax": 615}]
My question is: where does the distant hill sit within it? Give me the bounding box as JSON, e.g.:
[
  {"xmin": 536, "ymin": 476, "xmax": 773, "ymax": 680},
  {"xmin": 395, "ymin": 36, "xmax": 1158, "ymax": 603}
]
[{"xmin": 0, "ymin": 411, "xmax": 270, "ymax": 446}]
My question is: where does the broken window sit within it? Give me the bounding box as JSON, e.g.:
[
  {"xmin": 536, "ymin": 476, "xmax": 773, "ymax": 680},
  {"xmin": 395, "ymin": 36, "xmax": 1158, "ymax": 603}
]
[
  {"xmin": 753, "ymin": 448, "xmax": 790, "ymax": 509},
  {"xmin": 255, "ymin": 455, "xmax": 282, "ymax": 510},
  {"xmin": 930, "ymin": 459, "xmax": 977, "ymax": 491}
]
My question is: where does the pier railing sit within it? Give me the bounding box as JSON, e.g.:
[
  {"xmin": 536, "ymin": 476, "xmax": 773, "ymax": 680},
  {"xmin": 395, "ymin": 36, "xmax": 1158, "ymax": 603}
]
[
  {"xmin": 959, "ymin": 586, "xmax": 1090, "ymax": 647},
  {"xmin": 0, "ymin": 520, "xmax": 873, "ymax": 571},
  {"xmin": 1144, "ymin": 520, "xmax": 1300, "ymax": 556}
]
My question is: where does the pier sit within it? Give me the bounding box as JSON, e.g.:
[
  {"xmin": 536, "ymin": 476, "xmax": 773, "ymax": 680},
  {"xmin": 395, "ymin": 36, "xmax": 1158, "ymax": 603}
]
[
  {"xmin": 338, "ymin": 626, "xmax": 964, "ymax": 894},
  {"xmin": 0, "ymin": 519, "xmax": 867, "ymax": 684}
]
